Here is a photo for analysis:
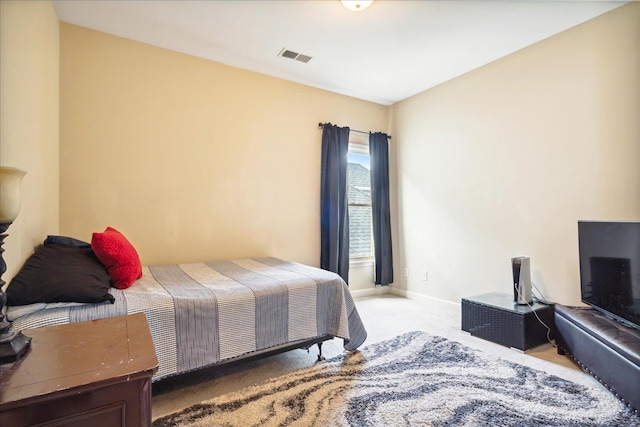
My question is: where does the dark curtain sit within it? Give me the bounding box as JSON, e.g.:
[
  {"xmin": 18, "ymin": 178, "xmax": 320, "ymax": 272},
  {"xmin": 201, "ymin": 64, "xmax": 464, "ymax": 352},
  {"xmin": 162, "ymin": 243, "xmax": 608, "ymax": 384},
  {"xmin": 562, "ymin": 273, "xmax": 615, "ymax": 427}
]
[
  {"xmin": 320, "ymin": 123, "xmax": 350, "ymax": 283},
  {"xmin": 369, "ymin": 132, "xmax": 394, "ymax": 285}
]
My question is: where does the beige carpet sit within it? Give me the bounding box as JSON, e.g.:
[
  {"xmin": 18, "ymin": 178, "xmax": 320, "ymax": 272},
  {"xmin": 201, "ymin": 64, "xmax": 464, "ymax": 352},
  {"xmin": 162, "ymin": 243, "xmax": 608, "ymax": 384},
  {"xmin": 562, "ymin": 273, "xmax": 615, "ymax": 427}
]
[{"xmin": 152, "ymin": 294, "xmax": 588, "ymax": 421}]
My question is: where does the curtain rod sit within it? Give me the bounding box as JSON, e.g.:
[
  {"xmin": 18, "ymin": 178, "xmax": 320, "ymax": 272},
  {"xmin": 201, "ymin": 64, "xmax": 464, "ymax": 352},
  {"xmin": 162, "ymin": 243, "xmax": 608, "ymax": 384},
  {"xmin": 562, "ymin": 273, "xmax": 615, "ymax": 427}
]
[{"xmin": 318, "ymin": 123, "xmax": 391, "ymax": 140}]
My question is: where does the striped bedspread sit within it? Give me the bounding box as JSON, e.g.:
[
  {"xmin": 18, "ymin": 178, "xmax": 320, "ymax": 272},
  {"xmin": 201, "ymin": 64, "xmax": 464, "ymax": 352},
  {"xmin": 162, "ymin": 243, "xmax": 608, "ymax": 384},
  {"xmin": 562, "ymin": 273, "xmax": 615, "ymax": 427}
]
[{"xmin": 10, "ymin": 258, "xmax": 367, "ymax": 381}]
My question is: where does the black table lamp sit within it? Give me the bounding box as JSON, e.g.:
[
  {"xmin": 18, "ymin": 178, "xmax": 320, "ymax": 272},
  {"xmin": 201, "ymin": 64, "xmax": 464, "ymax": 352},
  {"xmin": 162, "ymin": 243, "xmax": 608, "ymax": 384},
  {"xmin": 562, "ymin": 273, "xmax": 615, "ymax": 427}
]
[{"xmin": 0, "ymin": 166, "xmax": 31, "ymax": 363}]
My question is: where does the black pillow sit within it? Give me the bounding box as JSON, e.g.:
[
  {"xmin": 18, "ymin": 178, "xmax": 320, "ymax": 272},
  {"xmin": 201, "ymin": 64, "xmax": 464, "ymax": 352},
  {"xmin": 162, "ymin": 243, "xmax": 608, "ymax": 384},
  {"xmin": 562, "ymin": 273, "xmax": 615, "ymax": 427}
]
[
  {"xmin": 6, "ymin": 244, "xmax": 115, "ymax": 306},
  {"xmin": 44, "ymin": 235, "xmax": 91, "ymax": 248}
]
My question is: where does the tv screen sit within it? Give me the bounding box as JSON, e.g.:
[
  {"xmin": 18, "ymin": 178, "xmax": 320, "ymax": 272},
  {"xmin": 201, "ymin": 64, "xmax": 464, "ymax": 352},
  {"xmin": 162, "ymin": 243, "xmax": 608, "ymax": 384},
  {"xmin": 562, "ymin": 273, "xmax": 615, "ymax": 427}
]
[{"xmin": 578, "ymin": 221, "xmax": 640, "ymax": 330}]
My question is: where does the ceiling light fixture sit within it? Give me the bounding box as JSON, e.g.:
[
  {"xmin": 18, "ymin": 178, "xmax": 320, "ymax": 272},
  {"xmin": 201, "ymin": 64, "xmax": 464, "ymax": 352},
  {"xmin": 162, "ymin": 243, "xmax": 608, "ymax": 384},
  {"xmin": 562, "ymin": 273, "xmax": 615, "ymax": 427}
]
[{"xmin": 341, "ymin": 0, "xmax": 373, "ymax": 12}]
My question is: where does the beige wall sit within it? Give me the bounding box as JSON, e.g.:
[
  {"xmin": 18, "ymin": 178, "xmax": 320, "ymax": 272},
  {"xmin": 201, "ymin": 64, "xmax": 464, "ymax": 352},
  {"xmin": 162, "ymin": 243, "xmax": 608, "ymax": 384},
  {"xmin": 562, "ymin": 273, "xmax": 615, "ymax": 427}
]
[
  {"xmin": 391, "ymin": 3, "xmax": 640, "ymax": 305},
  {"xmin": 0, "ymin": 1, "xmax": 60, "ymax": 284},
  {"xmin": 59, "ymin": 24, "xmax": 388, "ymax": 290},
  {"xmin": 8, "ymin": 4, "xmax": 631, "ymax": 300}
]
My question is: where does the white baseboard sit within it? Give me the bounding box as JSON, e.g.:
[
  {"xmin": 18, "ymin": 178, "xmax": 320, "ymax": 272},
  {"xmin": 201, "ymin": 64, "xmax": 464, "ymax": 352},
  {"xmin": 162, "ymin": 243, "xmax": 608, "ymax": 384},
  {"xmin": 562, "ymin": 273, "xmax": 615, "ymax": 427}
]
[
  {"xmin": 351, "ymin": 286, "xmax": 392, "ymax": 299},
  {"xmin": 351, "ymin": 287, "xmax": 461, "ymax": 314},
  {"xmin": 389, "ymin": 287, "xmax": 460, "ymax": 309}
]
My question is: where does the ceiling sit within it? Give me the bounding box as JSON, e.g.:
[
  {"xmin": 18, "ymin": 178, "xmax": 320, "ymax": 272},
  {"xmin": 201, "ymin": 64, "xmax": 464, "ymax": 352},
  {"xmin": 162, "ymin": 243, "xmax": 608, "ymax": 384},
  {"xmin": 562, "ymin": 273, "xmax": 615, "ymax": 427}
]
[{"xmin": 52, "ymin": 1, "xmax": 625, "ymax": 106}]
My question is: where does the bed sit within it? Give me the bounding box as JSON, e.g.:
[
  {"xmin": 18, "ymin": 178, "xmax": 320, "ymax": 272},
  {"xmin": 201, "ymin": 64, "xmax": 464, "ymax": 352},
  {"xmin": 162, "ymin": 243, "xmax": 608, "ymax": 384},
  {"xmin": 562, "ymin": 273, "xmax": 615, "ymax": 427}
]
[{"xmin": 5, "ymin": 234, "xmax": 367, "ymax": 382}]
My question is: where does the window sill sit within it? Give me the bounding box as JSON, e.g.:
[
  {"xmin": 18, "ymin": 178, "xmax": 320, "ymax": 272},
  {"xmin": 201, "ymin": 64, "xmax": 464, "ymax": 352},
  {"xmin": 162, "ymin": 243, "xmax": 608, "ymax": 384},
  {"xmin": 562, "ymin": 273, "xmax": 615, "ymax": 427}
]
[{"xmin": 350, "ymin": 259, "xmax": 374, "ymax": 268}]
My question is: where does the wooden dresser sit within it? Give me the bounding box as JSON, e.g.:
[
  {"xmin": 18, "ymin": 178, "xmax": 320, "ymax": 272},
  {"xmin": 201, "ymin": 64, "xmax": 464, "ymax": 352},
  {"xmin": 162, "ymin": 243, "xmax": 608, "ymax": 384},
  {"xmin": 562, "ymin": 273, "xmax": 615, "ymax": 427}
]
[{"xmin": 0, "ymin": 313, "xmax": 158, "ymax": 427}]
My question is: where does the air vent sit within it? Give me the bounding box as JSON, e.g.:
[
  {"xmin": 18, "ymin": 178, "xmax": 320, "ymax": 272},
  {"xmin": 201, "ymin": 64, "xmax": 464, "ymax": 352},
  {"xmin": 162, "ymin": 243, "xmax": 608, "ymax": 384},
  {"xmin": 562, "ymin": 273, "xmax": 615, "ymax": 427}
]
[
  {"xmin": 278, "ymin": 48, "xmax": 312, "ymax": 63},
  {"xmin": 296, "ymin": 54, "xmax": 312, "ymax": 64},
  {"xmin": 281, "ymin": 49, "xmax": 298, "ymax": 59}
]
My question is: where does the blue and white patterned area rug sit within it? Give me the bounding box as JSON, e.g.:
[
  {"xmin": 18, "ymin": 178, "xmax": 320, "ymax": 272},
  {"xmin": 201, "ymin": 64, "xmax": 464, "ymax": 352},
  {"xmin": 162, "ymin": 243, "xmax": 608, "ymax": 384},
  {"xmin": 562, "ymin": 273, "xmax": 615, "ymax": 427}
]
[{"xmin": 153, "ymin": 331, "xmax": 638, "ymax": 426}]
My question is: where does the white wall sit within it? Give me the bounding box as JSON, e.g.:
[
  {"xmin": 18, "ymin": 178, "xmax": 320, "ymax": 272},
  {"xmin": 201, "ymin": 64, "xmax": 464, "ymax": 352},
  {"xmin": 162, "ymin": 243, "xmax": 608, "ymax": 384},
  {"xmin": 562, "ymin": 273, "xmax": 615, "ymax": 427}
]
[
  {"xmin": 0, "ymin": 0, "xmax": 60, "ymax": 284},
  {"xmin": 391, "ymin": 3, "xmax": 640, "ymax": 305}
]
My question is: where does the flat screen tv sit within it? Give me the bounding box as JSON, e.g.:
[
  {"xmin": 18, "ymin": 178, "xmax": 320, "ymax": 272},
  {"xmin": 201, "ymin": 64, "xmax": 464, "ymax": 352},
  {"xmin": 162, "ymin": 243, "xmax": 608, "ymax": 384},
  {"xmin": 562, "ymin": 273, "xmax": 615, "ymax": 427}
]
[{"xmin": 578, "ymin": 221, "xmax": 640, "ymax": 330}]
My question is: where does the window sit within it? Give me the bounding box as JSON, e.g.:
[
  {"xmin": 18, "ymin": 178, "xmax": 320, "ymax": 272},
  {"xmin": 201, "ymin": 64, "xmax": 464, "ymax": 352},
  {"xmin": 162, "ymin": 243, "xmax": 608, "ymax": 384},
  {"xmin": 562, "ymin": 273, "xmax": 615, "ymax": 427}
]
[{"xmin": 347, "ymin": 141, "xmax": 373, "ymax": 261}]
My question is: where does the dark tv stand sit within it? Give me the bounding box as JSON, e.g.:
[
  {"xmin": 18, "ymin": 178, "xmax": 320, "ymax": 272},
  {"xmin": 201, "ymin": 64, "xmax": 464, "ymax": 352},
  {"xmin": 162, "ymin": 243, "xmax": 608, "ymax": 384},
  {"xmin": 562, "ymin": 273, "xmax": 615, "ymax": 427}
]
[{"xmin": 554, "ymin": 304, "xmax": 640, "ymax": 413}]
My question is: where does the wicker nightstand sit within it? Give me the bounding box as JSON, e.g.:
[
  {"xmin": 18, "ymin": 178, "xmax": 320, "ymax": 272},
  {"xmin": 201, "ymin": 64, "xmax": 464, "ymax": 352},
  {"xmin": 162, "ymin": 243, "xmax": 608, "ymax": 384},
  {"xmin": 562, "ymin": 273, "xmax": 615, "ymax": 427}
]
[{"xmin": 461, "ymin": 292, "xmax": 555, "ymax": 351}]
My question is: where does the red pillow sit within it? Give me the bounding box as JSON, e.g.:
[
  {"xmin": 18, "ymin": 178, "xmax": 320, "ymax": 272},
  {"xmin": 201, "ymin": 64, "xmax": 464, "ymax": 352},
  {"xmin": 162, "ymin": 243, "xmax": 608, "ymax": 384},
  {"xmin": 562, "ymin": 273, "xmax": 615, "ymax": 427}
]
[{"xmin": 91, "ymin": 227, "xmax": 142, "ymax": 289}]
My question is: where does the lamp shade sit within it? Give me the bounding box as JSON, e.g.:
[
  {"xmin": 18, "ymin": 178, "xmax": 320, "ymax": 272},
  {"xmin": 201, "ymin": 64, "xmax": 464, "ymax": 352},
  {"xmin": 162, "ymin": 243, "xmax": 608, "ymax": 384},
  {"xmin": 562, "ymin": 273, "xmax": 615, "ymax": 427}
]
[{"xmin": 0, "ymin": 167, "xmax": 26, "ymax": 223}]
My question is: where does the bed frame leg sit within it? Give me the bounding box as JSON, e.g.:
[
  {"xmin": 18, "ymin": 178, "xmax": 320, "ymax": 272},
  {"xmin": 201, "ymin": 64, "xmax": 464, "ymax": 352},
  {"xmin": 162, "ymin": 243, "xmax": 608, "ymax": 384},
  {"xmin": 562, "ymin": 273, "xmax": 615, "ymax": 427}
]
[{"xmin": 317, "ymin": 341, "xmax": 325, "ymax": 362}]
